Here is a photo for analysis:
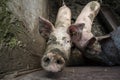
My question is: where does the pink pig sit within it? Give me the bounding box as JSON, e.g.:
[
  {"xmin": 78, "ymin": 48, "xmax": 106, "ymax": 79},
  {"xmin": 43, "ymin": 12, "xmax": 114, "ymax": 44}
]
[
  {"xmin": 39, "ymin": 3, "xmax": 71, "ymax": 72},
  {"xmin": 69, "ymin": 1, "xmax": 100, "ymax": 50}
]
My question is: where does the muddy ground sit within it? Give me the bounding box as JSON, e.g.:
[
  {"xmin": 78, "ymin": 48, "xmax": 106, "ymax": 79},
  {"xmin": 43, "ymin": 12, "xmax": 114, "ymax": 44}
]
[{"xmin": 0, "ymin": 0, "xmax": 120, "ymax": 79}]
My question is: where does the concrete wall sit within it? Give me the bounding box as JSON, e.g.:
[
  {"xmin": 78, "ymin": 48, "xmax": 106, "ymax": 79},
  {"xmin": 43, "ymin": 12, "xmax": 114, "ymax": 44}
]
[{"xmin": 0, "ymin": 0, "xmax": 49, "ymax": 78}]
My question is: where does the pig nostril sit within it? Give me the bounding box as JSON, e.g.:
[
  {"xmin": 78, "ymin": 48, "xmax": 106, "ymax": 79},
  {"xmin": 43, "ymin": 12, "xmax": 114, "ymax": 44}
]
[
  {"xmin": 56, "ymin": 59, "xmax": 63, "ymax": 64},
  {"xmin": 43, "ymin": 57, "xmax": 50, "ymax": 63}
]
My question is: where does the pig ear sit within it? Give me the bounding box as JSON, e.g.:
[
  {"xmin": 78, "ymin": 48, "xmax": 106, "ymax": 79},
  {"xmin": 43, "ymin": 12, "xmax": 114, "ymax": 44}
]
[
  {"xmin": 39, "ymin": 17, "xmax": 54, "ymax": 39},
  {"xmin": 68, "ymin": 23, "xmax": 85, "ymax": 35},
  {"xmin": 68, "ymin": 23, "xmax": 85, "ymax": 45},
  {"xmin": 86, "ymin": 37, "xmax": 96, "ymax": 47}
]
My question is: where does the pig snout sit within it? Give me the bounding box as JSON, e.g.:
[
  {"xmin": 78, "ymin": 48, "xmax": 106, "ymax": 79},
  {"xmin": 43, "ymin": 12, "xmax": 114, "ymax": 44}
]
[{"xmin": 41, "ymin": 50, "xmax": 65, "ymax": 72}]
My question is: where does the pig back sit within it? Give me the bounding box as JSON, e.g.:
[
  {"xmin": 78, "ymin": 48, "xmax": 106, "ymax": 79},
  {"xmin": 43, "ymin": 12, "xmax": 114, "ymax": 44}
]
[
  {"xmin": 55, "ymin": 5, "xmax": 71, "ymax": 28},
  {"xmin": 75, "ymin": 1, "xmax": 100, "ymax": 31}
]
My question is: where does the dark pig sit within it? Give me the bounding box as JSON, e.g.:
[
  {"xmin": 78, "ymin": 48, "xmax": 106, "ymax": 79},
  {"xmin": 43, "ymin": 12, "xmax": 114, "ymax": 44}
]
[
  {"xmin": 39, "ymin": 3, "xmax": 71, "ymax": 72},
  {"xmin": 85, "ymin": 27, "xmax": 120, "ymax": 65}
]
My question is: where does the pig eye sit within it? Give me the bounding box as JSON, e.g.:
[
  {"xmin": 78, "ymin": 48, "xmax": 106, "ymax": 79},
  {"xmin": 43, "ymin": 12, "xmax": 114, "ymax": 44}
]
[
  {"xmin": 67, "ymin": 40, "xmax": 70, "ymax": 43},
  {"xmin": 49, "ymin": 38, "xmax": 52, "ymax": 40},
  {"xmin": 49, "ymin": 35, "xmax": 56, "ymax": 41}
]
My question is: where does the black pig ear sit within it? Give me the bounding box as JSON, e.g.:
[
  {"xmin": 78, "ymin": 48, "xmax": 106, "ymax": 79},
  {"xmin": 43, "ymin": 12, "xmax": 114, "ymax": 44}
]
[
  {"xmin": 87, "ymin": 37, "xmax": 96, "ymax": 47},
  {"xmin": 39, "ymin": 17, "xmax": 55, "ymax": 40}
]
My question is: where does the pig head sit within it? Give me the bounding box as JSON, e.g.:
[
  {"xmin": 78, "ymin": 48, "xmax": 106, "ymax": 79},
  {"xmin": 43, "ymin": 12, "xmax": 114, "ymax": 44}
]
[
  {"xmin": 39, "ymin": 4, "xmax": 71, "ymax": 72},
  {"xmin": 69, "ymin": 1, "xmax": 100, "ymax": 50}
]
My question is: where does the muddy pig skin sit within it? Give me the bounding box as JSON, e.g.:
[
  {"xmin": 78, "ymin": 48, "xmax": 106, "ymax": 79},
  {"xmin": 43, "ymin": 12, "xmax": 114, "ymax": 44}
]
[
  {"xmin": 39, "ymin": 4, "xmax": 71, "ymax": 72},
  {"xmin": 69, "ymin": 1, "xmax": 100, "ymax": 50}
]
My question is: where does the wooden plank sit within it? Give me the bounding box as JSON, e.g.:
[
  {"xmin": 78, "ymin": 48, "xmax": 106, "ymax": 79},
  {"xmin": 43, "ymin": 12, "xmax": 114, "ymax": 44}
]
[{"xmin": 98, "ymin": 5, "xmax": 120, "ymax": 32}]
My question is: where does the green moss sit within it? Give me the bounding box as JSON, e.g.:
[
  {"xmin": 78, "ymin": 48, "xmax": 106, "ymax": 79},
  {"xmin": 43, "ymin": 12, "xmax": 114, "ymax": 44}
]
[
  {"xmin": 0, "ymin": 0, "xmax": 21, "ymax": 48},
  {"xmin": 8, "ymin": 37, "xmax": 18, "ymax": 48}
]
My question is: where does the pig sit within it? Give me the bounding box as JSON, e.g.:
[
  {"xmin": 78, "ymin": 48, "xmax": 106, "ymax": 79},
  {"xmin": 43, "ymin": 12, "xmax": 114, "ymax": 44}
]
[
  {"xmin": 85, "ymin": 27, "xmax": 120, "ymax": 65},
  {"xmin": 69, "ymin": 1, "xmax": 100, "ymax": 50},
  {"xmin": 39, "ymin": 3, "xmax": 71, "ymax": 72}
]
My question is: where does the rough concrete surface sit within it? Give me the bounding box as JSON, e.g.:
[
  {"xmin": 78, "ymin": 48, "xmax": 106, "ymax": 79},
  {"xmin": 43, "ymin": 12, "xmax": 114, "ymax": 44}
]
[{"xmin": 2, "ymin": 67, "xmax": 120, "ymax": 80}]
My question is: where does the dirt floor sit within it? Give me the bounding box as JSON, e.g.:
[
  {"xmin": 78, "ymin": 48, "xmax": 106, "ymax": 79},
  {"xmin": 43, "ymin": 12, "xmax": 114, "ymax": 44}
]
[{"xmin": 2, "ymin": 67, "xmax": 120, "ymax": 80}]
